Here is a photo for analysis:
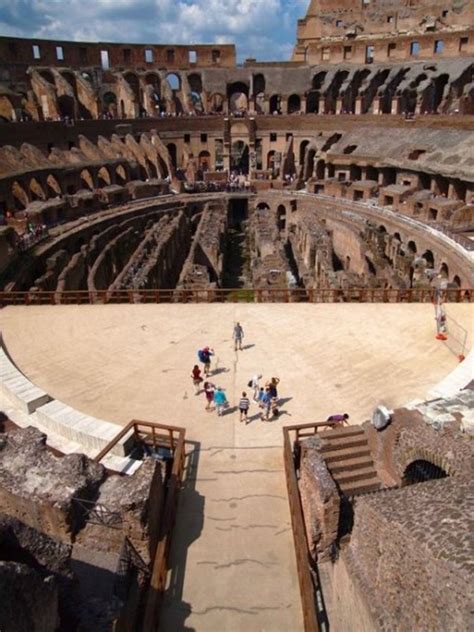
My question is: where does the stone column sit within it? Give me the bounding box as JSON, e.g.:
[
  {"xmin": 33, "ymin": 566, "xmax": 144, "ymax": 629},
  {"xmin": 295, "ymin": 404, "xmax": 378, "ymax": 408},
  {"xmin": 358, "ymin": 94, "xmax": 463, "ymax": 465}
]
[
  {"xmin": 391, "ymin": 97, "xmax": 400, "ymax": 115},
  {"xmin": 355, "ymin": 97, "xmax": 363, "ymax": 114},
  {"xmin": 336, "ymin": 97, "xmax": 344, "ymax": 114}
]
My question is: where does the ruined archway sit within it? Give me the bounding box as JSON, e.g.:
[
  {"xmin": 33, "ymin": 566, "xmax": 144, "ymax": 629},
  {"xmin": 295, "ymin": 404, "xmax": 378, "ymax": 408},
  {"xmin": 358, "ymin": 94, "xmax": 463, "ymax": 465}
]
[
  {"xmin": 228, "ymin": 82, "xmax": 249, "ymax": 112},
  {"xmin": 102, "ymin": 91, "xmax": 117, "ymax": 117},
  {"xmin": 58, "ymin": 95, "xmax": 75, "ymax": 119},
  {"xmin": 288, "ymin": 94, "xmax": 301, "ymax": 114},
  {"xmin": 231, "ymin": 141, "xmax": 249, "ymax": 174},
  {"xmin": 403, "ymin": 460, "xmax": 448, "ymax": 485},
  {"xmin": 269, "ymin": 94, "xmax": 280, "ymax": 114},
  {"xmin": 97, "ymin": 166, "xmax": 111, "ymax": 187}
]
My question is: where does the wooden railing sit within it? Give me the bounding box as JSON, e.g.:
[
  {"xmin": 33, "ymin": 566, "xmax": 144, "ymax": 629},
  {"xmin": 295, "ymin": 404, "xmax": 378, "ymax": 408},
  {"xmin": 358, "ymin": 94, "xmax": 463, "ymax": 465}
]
[
  {"xmin": 94, "ymin": 420, "xmax": 186, "ymax": 632},
  {"xmin": 283, "ymin": 422, "xmax": 337, "ymax": 632},
  {"xmin": 0, "ymin": 287, "xmax": 472, "ymax": 306}
]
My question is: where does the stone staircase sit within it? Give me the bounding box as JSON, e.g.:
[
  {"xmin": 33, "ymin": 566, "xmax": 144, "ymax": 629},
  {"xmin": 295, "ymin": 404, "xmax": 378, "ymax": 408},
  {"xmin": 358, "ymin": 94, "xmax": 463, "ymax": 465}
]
[{"xmin": 319, "ymin": 425, "xmax": 382, "ymax": 496}]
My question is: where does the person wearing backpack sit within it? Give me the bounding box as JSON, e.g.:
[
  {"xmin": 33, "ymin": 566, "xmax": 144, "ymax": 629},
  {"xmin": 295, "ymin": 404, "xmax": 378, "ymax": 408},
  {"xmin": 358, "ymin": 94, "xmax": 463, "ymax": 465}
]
[{"xmin": 198, "ymin": 347, "xmax": 214, "ymax": 376}]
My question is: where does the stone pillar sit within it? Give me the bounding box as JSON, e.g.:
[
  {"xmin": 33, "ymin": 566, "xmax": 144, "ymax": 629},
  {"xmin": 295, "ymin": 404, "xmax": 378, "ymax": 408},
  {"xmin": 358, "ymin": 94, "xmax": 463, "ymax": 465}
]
[
  {"xmin": 336, "ymin": 97, "xmax": 344, "ymax": 114},
  {"xmin": 373, "ymin": 97, "xmax": 381, "ymax": 115},
  {"xmin": 280, "ymin": 98, "xmax": 288, "ymax": 115},
  {"xmin": 300, "ymin": 96, "xmax": 307, "ymax": 114},
  {"xmin": 318, "ymin": 97, "xmax": 325, "ymax": 114},
  {"xmin": 355, "ymin": 97, "xmax": 363, "ymax": 114},
  {"xmin": 391, "ymin": 97, "xmax": 400, "ymax": 115}
]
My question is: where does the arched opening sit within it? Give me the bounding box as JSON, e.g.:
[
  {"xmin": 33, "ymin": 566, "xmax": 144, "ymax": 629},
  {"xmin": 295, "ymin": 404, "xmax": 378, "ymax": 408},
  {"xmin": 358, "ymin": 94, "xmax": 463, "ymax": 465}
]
[
  {"xmin": 305, "ymin": 149, "xmax": 316, "ymax": 180},
  {"xmin": 124, "ymin": 72, "xmax": 140, "ymax": 103},
  {"xmin": 407, "ymin": 240, "xmax": 417, "ymax": 254},
  {"xmin": 97, "ymin": 167, "xmax": 111, "ymax": 187},
  {"xmin": 198, "ymin": 150, "xmax": 211, "ymax": 172},
  {"xmin": 167, "ymin": 143, "xmax": 177, "ymax": 169},
  {"xmin": 256, "ymin": 202, "xmax": 270, "ymax": 211},
  {"xmin": 267, "ymin": 150, "xmax": 276, "ymax": 171},
  {"xmin": 253, "ymin": 74, "xmax": 265, "ymax": 95},
  {"xmin": 12, "ymin": 181, "xmax": 29, "ymax": 209},
  {"xmin": 29, "ymin": 177, "xmax": 46, "ymax": 201},
  {"xmin": 299, "ymin": 140, "xmax": 310, "ymax": 167},
  {"xmin": 115, "ymin": 165, "xmax": 127, "ymax": 185},
  {"xmin": 209, "ymin": 93, "xmax": 225, "ymax": 113},
  {"xmin": 452, "ymin": 275, "xmax": 461, "ymax": 288},
  {"xmin": 80, "ymin": 169, "xmax": 94, "ymax": 190},
  {"xmin": 288, "ymin": 94, "xmax": 301, "ymax": 114},
  {"xmin": 46, "ymin": 174, "xmax": 61, "ymax": 197},
  {"xmin": 422, "ymin": 249, "xmax": 435, "ymax": 268},
  {"xmin": 58, "ymin": 95, "xmax": 75, "ymax": 119},
  {"xmin": 316, "ymin": 159, "xmax": 325, "ymax": 180},
  {"xmin": 39, "ymin": 70, "xmax": 55, "ymax": 85},
  {"xmin": 365, "ymin": 256, "xmax": 377, "ymax": 276},
  {"xmin": 350, "ymin": 164, "xmax": 362, "ymax": 181},
  {"xmin": 269, "ymin": 94, "xmax": 280, "ymax": 114},
  {"xmin": 440, "ymin": 262, "xmax": 449, "ymax": 278},
  {"xmin": 366, "ymin": 165, "xmax": 378, "ymax": 181},
  {"xmin": 277, "ymin": 204, "xmax": 286, "ymax": 231},
  {"xmin": 228, "ymin": 82, "xmax": 249, "ymax": 112},
  {"xmin": 188, "ymin": 73, "xmax": 203, "ymax": 112},
  {"xmin": 167, "ymin": 73, "xmax": 181, "ymax": 91},
  {"xmin": 103, "ymin": 91, "xmax": 117, "ymax": 117},
  {"xmin": 403, "ymin": 460, "xmax": 448, "ymax": 485},
  {"xmin": 231, "ymin": 141, "xmax": 249, "ymax": 174},
  {"xmin": 312, "ymin": 72, "xmax": 327, "ymax": 91}
]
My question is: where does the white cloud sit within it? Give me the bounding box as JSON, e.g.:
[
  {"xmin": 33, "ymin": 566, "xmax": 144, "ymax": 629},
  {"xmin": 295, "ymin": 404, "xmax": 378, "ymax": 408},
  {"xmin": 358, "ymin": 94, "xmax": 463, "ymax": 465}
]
[{"xmin": 0, "ymin": 0, "xmax": 307, "ymax": 60}]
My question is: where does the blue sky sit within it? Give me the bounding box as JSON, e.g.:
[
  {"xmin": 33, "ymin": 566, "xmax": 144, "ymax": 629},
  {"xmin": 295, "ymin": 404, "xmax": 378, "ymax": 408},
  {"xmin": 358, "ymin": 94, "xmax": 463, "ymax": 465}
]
[{"xmin": 0, "ymin": 0, "xmax": 310, "ymax": 61}]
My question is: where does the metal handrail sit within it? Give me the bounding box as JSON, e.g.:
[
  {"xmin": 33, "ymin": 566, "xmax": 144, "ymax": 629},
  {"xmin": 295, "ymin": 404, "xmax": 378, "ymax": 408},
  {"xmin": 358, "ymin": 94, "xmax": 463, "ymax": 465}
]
[{"xmin": 0, "ymin": 287, "xmax": 472, "ymax": 305}]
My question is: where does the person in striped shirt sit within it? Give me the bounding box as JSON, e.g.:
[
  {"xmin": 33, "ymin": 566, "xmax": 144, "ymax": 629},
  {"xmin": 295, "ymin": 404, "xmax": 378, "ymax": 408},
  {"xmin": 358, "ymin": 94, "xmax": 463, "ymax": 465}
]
[{"xmin": 239, "ymin": 392, "xmax": 250, "ymax": 423}]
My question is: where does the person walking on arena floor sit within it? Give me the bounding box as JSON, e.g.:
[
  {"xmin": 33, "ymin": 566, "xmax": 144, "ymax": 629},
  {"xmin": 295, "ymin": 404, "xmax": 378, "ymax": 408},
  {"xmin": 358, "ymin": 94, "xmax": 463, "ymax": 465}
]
[
  {"xmin": 214, "ymin": 387, "xmax": 228, "ymax": 417},
  {"xmin": 239, "ymin": 392, "xmax": 250, "ymax": 423},
  {"xmin": 191, "ymin": 365, "xmax": 203, "ymax": 394},
  {"xmin": 233, "ymin": 322, "xmax": 244, "ymax": 351},
  {"xmin": 198, "ymin": 347, "xmax": 214, "ymax": 377},
  {"xmin": 259, "ymin": 388, "xmax": 272, "ymax": 422},
  {"xmin": 204, "ymin": 381, "xmax": 215, "ymax": 411},
  {"xmin": 250, "ymin": 375, "xmax": 263, "ymax": 401}
]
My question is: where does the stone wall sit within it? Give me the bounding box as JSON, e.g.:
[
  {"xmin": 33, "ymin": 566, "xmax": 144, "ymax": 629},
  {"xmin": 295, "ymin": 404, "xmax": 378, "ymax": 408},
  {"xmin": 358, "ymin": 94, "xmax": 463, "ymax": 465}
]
[
  {"xmin": 344, "ymin": 477, "xmax": 473, "ymax": 631},
  {"xmin": 298, "ymin": 437, "xmax": 340, "ymax": 561}
]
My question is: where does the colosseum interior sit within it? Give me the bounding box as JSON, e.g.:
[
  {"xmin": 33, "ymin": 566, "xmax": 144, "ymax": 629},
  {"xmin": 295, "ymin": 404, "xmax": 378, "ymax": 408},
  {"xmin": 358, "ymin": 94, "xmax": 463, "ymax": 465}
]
[{"xmin": 0, "ymin": 1, "xmax": 473, "ymax": 631}]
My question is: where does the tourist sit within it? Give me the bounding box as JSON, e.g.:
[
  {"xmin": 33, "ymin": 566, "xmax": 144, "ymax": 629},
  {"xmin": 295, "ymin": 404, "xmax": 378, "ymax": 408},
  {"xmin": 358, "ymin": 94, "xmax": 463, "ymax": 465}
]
[
  {"xmin": 214, "ymin": 387, "xmax": 228, "ymax": 416},
  {"xmin": 191, "ymin": 365, "xmax": 203, "ymax": 394},
  {"xmin": 203, "ymin": 381, "xmax": 215, "ymax": 411},
  {"xmin": 268, "ymin": 377, "xmax": 280, "ymax": 399},
  {"xmin": 250, "ymin": 374, "xmax": 263, "ymax": 401},
  {"xmin": 239, "ymin": 391, "xmax": 250, "ymax": 423},
  {"xmin": 198, "ymin": 347, "xmax": 214, "ymax": 376},
  {"xmin": 327, "ymin": 413, "xmax": 350, "ymax": 426},
  {"xmin": 233, "ymin": 322, "xmax": 244, "ymax": 351},
  {"xmin": 260, "ymin": 388, "xmax": 272, "ymax": 422}
]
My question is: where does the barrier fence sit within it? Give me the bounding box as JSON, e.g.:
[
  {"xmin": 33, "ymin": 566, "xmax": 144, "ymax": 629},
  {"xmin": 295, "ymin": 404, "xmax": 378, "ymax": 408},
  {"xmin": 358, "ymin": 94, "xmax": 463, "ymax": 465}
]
[
  {"xmin": 283, "ymin": 421, "xmax": 339, "ymax": 632},
  {"xmin": 94, "ymin": 420, "xmax": 186, "ymax": 632},
  {"xmin": 0, "ymin": 287, "xmax": 472, "ymax": 306}
]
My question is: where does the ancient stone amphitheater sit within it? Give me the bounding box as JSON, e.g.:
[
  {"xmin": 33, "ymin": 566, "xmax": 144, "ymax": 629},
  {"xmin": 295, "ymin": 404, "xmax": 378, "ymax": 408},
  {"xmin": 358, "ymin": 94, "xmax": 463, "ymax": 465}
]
[{"xmin": 0, "ymin": 1, "xmax": 473, "ymax": 631}]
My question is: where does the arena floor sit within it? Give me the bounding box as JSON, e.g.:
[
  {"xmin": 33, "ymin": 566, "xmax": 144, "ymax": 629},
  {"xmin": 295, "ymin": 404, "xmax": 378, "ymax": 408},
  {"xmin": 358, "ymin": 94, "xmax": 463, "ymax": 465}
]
[{"xmin": 0, "ymin": 303, "xmax": 472, "ymax": 631}]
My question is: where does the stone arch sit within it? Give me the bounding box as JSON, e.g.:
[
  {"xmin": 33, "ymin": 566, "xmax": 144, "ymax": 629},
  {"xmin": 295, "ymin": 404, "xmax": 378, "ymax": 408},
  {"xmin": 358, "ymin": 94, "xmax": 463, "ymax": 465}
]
[
  {"xmin": 58, "ymin": 94, "xmax": 75, "ymax": 119},
  {"xmin": 256, "ymin": 202, "xmax": 270, "ymax": 211},
  {"xmin": 452, "ymin": 275, "xmax": 461, "ymax": 288},
  {"xmin": 115, "ymin": 164, "xmax": 128, "ymax": 185},
  {"xmin": 288, "ymin": 94, "xmax": 301, "ymax": 114},
  {"xmin": 403, "ymin": 459, "xmax": 448, "ymax": 485},
  {"xmin": 145, "ymin": 72, "xmax": 161, "ymax": 90},
  {"xmin": 209, "ymin": 92, "xmax": 225, "ymax": 113},
  {"xmin": 228, "ymin": 82, "xmax": 249, "ymax": 112},
  {"xmin": 398, "ymin": 447, "xmax": 455, "ymax": 480},
  {"xmin": 267, "ymin": 150, "xmax": 276, "ymax": 170},
  {"xmin": 167, "ymin": 73, "xmax": 181, "ymax": 91},
  {"xmin": 124, "ymin": 71, "xmax": 141, "ymax": 103},
  {"xmin": 29, "ymin": 177, "xmax": 46, "ymax": 201},
  {"xmin": 12, "ymin": 181, "xmax": 29, "ymax": 209},
  {"xmin": 198, "ymin": 150, "xmax": 211, "ymax": 172},
  {"xmin": 46, "ymin": 174, "xmax": 61, "ymax": 197},
  {"xmin": 315, "ymin": 158, "xmax": 325, "ymax": 180},
  {"xmin": 421, "ymin": 249, "xmax": 435, "ymax": 268},
  {"xmin": 39, "ymin": 70, "xmax": 55, "ymax": 85},
  {"xmin": 97, "ymin": 166, "xmax": 111, "ymax": 187},
  {"xmin": 407, "ymin": 240, "xmax": 417, "ymax": 254},
  {"xmin": 277, "ymin": 204, "xmax": 286, "ymax": 231},
  {"xmin": 167, "ymin": 143, "xmax": 177, "ymax": 169},
  {"xmin": 269, "ymin": 94, "xmax": 280, "ymax": 114},
  {"xmin": 299, "ymin": 140, "xmax": 310, "ymax": 167},
  {"xmin": 80, "ymin": 169, "xmax": 94, "ymax": 190},
  {"xmin": 253, "ymin": 74, "xmax": 265, "ymax": 95},
  {"xmin": 102, "ymin": 91, "xmax": 118, "ymax": 117}
]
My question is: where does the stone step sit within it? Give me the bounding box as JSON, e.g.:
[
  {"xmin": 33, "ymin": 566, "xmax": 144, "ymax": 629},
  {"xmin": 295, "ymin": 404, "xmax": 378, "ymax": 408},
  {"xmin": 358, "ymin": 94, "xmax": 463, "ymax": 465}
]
[
  {"xmin": 323, "ymin": 445, "xmax": 372, "ymax": 463},
  {"xmin": 320, "ymin": 435, "xmax": 369, "ymax": 451},
  {"xmin": 331, "ymin": 466, "xmax": 379, "ymax": 485},
  {"xmin": 319, "ymin": 425, "xmax": 365, "ymax": 439},
  {"xmin": 328, "ymin": 455, "xmax": 375, "ymax": 473},
  {"xmin": 339, "ymin": 478, "xmax": 382, "ymax": 496}
]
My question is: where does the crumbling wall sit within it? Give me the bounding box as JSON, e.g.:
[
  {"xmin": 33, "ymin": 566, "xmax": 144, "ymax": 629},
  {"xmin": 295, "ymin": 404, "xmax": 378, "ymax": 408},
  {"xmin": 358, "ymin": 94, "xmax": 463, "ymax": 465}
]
[{"xmin": 298, "ymin": 436, "xmax": 340, "ymax": 561}]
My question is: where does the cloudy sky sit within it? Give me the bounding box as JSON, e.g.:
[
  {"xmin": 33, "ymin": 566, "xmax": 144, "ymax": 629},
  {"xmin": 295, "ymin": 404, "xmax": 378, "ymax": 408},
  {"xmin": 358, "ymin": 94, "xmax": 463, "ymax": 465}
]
[{"xmin": 0, "ymin": 0, "xmax": 310, "ymax": 61}]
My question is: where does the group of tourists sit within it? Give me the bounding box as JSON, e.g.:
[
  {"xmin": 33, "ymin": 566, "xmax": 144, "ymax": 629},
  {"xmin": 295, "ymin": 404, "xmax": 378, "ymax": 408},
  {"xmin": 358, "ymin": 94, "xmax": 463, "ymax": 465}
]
[{"xmin": 189, "ymin": 323, "xmax": 283, "ymax": 423}]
